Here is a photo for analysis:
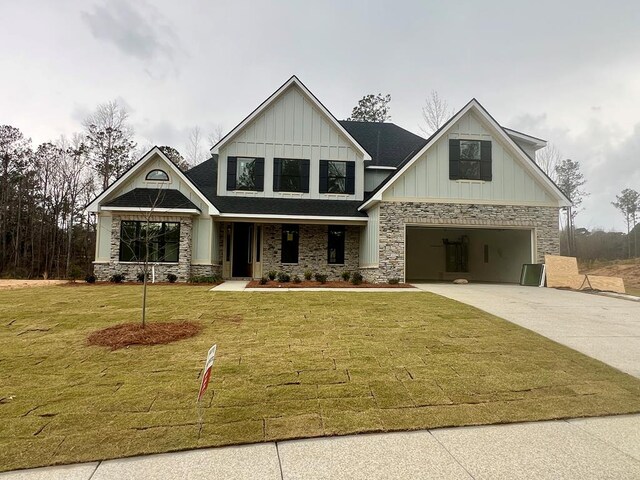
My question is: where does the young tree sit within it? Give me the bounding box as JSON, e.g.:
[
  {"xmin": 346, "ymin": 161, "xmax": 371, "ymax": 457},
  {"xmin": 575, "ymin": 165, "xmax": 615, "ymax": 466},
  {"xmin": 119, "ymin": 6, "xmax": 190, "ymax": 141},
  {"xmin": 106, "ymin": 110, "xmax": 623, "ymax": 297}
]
[
  {"xmin": 420, "ymin": 90, "xmax": 453, "ymax": 135},
  {"xmin": 535, "ymin": 143, "xmax": 562, "ymax": 181},
  {"xmin": 555, "ymin": 159, "xmax": 588, "ymax": 255},
  {"xmin": 612, "ymin": 188, "xmax": 639, "ymax": 258},
  {"xmin": 348, "ymin": 94, "xmax": 391, "ymax": 122},
  {"xmin": 83, "ymin": 100, "xmax": 136, "ymax": 189}
]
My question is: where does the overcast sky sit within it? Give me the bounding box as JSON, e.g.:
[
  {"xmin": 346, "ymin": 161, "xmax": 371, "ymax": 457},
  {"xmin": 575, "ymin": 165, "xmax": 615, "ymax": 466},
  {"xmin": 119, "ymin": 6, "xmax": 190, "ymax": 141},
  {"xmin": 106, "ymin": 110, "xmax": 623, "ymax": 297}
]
[{"xmin": 2, "ymin": 0, "xmax": 639, "ymax": 230}]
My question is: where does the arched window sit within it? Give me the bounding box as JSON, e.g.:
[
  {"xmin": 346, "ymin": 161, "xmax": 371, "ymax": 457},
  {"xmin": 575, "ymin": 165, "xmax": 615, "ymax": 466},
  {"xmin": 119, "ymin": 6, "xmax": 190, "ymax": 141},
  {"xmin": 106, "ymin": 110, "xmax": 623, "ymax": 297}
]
[{"xmin": 145, "ymin": 169, "xmax": 169, "ymax": 181}]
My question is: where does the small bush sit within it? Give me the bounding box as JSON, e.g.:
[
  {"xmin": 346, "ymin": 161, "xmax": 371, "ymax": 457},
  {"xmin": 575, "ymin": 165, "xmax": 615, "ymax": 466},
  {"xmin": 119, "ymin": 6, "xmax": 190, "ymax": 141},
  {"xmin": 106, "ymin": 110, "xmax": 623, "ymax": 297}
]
[
  {"xmin": 259, "ymin": 276, "xmax": 268, "ymax": 285},
  {"xmin": 304, "ymin": 269, "xmax": 313, "ymax": 281},
  {"xmin": 277, "ymin": 271, "xmax": 290, "ymax": 283},
  {"xmin": 351, "ymin": 272, "xmax": 363, "ymax": 285},
  {"xmin": 68, "ymin": 265, "xmax": 83, "ymax": 281},
  {"xmin": 136, "ymin": 272, "xmax": 148, "ymax": 282},
  {"xmin": 166, "ymin": 273, "xmax": 178, "ymax": 283},
  {"xmin": 189, "ymin": 275, "xmax": 221, "ymax": 284},
  {"xmin": 267, "ymin": 270, "xmax": 277, "ymax": 281},
  {"xmin": 341, "ymin": 271, "xmax": 351, "ymax": 281},
  {"xmin": 388, "ymin": 277, "xmax": 400, "ymax": 285},
  {"xmin": 292, "ymin": 275, "xmax": 301, "ymax": 284},
  {"xmin": 109, "ymin": 273, "xmax": 125, "ymax": 283},
  {"xmin": 85, "ymin": 274, "xmax": 96, "ymax": 284},
  {"xmin": 314, "ymin": 273, "xmax": 327, "ymax": 284}
]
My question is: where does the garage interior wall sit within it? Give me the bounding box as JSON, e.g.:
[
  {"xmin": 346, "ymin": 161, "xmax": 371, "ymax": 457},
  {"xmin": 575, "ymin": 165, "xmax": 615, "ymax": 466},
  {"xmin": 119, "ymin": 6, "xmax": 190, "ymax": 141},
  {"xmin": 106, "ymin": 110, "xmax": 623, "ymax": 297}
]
[{"xmin": 406, "ymin": 227, "xmax": 532, "ymax": 283}]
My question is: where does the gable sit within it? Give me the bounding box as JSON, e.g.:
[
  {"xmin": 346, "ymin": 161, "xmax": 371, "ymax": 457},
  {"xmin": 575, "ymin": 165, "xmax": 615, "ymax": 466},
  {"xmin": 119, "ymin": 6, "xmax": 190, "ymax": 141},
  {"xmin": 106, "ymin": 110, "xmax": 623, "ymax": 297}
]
[
  {"xmin": 86, "ymin": 148, "xmax": 218, "ymax": 215},
  {"xmin": 368, "ymin": 100, "xmax": 570, "ymax": 208},
  {"xmin": 216, "ymin": 82, "xmax": 367, "ymax": 199}
]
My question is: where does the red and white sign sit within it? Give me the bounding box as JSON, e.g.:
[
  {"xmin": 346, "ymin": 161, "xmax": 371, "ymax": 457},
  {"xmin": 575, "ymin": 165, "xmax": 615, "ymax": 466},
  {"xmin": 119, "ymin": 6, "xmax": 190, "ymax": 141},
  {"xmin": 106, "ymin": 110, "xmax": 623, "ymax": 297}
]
[{"xmin": 197, "ymin": 344, "xmax": 217, "ymax": 402}]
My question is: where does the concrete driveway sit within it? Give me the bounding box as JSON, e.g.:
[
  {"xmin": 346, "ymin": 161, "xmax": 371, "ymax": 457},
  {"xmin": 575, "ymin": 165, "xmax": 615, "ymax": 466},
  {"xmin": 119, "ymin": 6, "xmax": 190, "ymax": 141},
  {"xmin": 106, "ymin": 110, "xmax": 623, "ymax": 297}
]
[{"xmin": 413, "ymin": 283, "xmax": 640, "ymax": 377}]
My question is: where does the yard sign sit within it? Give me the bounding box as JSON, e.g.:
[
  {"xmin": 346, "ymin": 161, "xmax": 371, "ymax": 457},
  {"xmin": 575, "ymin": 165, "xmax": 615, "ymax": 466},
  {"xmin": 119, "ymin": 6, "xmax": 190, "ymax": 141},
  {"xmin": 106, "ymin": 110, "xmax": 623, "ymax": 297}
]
[{"xmin": 197, "ymin": 344, "xmax": 217, "ymax": 402}]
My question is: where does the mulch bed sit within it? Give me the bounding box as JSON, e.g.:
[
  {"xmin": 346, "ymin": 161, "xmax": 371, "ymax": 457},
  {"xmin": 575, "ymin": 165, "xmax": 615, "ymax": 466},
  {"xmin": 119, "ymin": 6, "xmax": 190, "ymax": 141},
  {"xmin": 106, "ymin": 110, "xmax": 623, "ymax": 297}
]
[
  {"xmin": 246, "ymin": 280, "xmax": 413, "ymax": 288},
  {"xmin": 87, "ymin": 321, "xmax": 202, "ymax": 350}
]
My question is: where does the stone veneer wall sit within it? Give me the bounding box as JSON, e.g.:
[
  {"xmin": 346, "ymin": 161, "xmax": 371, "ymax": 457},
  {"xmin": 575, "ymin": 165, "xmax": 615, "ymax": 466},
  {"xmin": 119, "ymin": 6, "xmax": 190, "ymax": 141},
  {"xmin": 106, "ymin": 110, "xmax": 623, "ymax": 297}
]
[
  {"xmin": 361, "ymin": 202, "xmax": 560, "ymax": 283},
  {"xmin": 261, "ymin": 223, "xmax": 360, "ymax": 280},
  {"xmin": 94, "ymin": 214, "xmax": 195, "ymax": 282}
]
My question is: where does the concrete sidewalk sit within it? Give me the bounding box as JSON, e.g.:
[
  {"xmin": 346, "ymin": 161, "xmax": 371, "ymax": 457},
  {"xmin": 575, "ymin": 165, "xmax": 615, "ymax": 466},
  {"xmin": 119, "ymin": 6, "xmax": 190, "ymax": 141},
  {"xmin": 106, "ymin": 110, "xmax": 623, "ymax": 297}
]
[
  {"xmin": 3, "ymin": 414, "xmax": 639, "ymax": 479},
  {"xmin": 210, "ymin": 281, "xmax": 421, "ymax": 292},
  {"xmin": 413, "ymin": 283, "xmax": 640, "ymax": 378}
]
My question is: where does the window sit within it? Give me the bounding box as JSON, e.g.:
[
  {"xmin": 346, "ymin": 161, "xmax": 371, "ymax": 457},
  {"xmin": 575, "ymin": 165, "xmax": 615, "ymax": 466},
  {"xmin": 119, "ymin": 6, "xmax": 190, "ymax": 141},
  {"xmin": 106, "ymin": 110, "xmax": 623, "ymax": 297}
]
[
  {"xmin": 459, "ymin": 140, "xmax": 481, "ymax": 180},
  {"xmin": 449, "ymin": 139, "xmax": 492, "ymax": 181},
  {"xmin": 327, "ymin": 226, "xmax": 345, "ymax": 264},
  {"xmin": 120, "ymin": 221, "xmax": 180, "ymax": 262},
  {"xmin": 145, "ymin": 169, "xmax": 169, "ymax": 181},
  {"xmin": 274, "ymin": 158, "xmax": 310, "ymax": 193},
  {"xmin": 281, "ymin": 224, "xmax": 299, "ymax": 263},
  {"xmin": 320, "ymin": 160, "xmax": 355, "ymax": 194},
  {"xmin": 227, "ymin": 157, "xmax": 264, "ymax": 191}
]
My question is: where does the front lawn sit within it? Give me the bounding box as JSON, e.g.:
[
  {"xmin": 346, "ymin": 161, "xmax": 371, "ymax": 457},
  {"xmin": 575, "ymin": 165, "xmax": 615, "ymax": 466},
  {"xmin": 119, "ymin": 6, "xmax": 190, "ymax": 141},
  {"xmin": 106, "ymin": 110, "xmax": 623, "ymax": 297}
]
[{"xmin": 1, "ymin": 285, "xmax": 639, "ymax": 472}]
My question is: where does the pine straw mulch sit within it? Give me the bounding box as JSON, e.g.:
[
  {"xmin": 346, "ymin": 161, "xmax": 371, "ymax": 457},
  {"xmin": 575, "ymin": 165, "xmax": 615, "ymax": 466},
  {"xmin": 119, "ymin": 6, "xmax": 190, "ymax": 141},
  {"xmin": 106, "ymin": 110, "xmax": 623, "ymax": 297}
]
[
  {"xmin": 87, "ymin": 321, "xmax": 203, "ymax": 350},
  {"xmin": 246, "ymin": 280, "xmax": 413, "ymax": 288}
]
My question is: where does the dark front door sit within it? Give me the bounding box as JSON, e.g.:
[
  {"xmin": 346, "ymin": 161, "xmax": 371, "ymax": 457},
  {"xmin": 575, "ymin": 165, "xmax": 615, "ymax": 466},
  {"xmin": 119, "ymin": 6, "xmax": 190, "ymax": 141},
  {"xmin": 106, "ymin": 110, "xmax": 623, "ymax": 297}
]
[{"xmin": 232, "ymin": 223, "xmax": 253, "ymax": 278}]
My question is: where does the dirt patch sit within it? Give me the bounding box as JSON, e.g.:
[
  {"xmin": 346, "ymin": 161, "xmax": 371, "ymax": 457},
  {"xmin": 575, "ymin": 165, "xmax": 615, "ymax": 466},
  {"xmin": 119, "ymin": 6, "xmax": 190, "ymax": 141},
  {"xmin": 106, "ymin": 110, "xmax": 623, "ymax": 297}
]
[
  {"xmin": 0, "ymin": 280, "xmax": 68, "ymax": 290},
  {"xmin": 246, "ymin": 280, "xmax": 413, "ymax": 288},
  {"xmin": 87, "ymin": 321, "xmax": 202, "ymax": 350},
  {"xmin": 580, "ymin": 259, "xmax": 640, "ymax": 290}
]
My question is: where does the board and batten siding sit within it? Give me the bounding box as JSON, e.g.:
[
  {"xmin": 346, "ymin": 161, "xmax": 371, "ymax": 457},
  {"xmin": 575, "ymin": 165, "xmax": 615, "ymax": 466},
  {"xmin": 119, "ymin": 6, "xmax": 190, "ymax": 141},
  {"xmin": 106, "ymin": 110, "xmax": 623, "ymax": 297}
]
[
  {"xmin": 218, "ymin": 85, "xmax": 365, "ymax": 200},
  {"xmin": 360, "ymin": 205, "xmax": 379, "ymax": 266},
  {"xmin": 382, "ymin": 111, "xmax": 556, "ymax": 205}
]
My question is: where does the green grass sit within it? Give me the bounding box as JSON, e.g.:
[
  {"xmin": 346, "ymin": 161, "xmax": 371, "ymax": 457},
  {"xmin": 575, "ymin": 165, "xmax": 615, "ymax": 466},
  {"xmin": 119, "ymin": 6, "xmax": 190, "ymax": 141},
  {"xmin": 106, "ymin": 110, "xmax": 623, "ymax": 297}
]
[{"xmin": 1, "ymin": 285, "xmax": 640, "ymax": 472}]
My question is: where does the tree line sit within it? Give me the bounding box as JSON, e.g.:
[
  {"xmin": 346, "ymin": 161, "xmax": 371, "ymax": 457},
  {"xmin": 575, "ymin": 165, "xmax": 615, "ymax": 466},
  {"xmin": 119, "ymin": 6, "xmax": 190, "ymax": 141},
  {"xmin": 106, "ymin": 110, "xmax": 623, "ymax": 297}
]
[{"xmin": 0, "ymin": 101, "xmax": 220, "ymax": 279}]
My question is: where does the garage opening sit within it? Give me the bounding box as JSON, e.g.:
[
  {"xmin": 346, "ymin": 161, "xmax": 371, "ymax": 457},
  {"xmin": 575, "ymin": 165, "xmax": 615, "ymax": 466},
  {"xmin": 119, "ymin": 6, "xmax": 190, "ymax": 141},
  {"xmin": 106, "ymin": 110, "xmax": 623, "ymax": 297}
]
[{"xmin": 405, "ymin": 226, "xmax": 533, "ymax": 283}]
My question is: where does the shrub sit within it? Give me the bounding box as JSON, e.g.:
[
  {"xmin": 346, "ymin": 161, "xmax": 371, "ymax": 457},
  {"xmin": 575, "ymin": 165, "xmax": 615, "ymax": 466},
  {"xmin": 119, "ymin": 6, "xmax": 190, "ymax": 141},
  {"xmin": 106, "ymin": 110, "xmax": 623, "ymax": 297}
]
[
  {"xmin": 136, "ymin": 272, "xmax": 148, "ymax": 282},
  {"xmin": 351, "ymin": 272, "xmax": 363, "ymax": 285},
  {"xmin": 259, "ymin": 276, "xmax": 268, "ymax": 285},
  {"xmin": 267, "ymin": 270, "xmax": 277, "ymax": 281},
  {"xmin": 189, "ymin": 275, "xmax": 221, "ymax": 284},
  {"xmin": 292, "ymin": 275, "xmax": 301, "ymax": 284},
  {"xmin": 388, "ymin": 277, "xmax": 400, "ymax": 285},
  {"xmin": 277, "ymin": 271, "xmax": 290, "ymax": 283},
  {"xmin": 85, "ymin": 274, "xmax": 96, "ymax": 284},
  {"xmin": 304, "ymin": 269, "xmax": 313, "ymax": 281},
  {"xmin": 314, "ymin": 273, "xmax": 327, "ymax": 284},
  {"xmin": 166, "ymin": 273, "xmax": 178, "ymax": 283},
  {"xmin": 109, "ymin": 273, "xmax": 125, "ymax": 283},
  {"xmin": 341, "ymin": 271, "xmax": 351, "ymax": 282},
  {"xmin": 68, "ymin": 265, "xmax": 83, "ymax": 281}
]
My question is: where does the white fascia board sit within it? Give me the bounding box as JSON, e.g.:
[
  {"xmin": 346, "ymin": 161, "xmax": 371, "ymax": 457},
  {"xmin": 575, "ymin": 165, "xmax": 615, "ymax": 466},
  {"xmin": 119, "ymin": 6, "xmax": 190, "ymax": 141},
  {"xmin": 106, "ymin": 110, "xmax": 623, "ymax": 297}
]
[
  {"xmin": 101, "ymin": 207, "xmax": 201, "ymax": 214},
  {"xmin": 359, "ymin": 99, "xmax": 571, "ymax": 210},
  {"xmin": 366, "ymin": 166, "xmax": 397, "ymax": 170},
  {"xmin": 503, "ymin": 128, "xmax": 547, "ymax": 148},
  {"xmin": 210, "ymin": 76, "xmax": 372, "ymax": 161},
  {"xmin": 217, "ymin": 213, "xmax": 367, "ymax": 224},
  {"xmin": 86, "ymin": 146, "xmax": 220, "ymax": 215}
]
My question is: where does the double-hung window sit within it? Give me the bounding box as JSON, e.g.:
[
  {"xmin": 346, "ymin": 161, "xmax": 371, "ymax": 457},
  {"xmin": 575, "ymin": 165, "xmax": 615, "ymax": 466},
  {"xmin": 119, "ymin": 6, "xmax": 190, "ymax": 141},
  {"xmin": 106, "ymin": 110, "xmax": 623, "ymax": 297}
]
[
  {"xmin": 226, "ymin": 157, "xmax": 264, "ymax": 191},
  {"xmin": 274, "ymin": 158, "xmax": 310, "ymax": 193},
  {"xmin": 319, "ymin": 160, "xmax": 355, "ymax": 194},
  {"xmin": 449, "ymin": 139, "xmax": 492, "ymax": 181}
]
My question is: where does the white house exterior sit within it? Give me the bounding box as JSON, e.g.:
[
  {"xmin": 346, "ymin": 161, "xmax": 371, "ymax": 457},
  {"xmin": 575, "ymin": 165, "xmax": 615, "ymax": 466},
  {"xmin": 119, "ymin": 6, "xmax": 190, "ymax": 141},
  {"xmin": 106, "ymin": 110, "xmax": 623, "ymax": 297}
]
[{"xmin": 86, "ymin": 76, "xmax": 570, "ymax": 283}]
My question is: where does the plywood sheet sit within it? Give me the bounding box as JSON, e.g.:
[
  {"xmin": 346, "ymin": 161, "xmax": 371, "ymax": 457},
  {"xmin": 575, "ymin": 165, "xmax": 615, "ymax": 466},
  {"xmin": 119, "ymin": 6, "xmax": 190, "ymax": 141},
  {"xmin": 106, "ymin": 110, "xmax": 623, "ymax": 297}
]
[
  {"xmin": 546, "ymin": 273, "xmax": 586, "ymax": 290},
  {"xmin": 583, "ymin": 275, "xmax": 626, "ymax": 294},
  {"xmin": 544, "ymin": 255, "xmax": 579, "ymax": 276}
]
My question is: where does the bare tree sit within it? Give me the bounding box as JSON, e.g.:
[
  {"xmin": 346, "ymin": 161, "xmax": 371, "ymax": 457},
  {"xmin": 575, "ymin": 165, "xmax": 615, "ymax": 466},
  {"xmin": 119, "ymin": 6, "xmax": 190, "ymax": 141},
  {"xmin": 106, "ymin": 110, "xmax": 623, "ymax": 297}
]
[
  {"xmin": 83, "ymin": 100, "xmax": 136, "ymax": 189},
  {"xmin": 208, "ymin": 124, "xmax": 225, "ymax": 148},
  {"xmin": 185, "ymin": 126, "xmax": 205, "ymax": 167},
  {"xmin": 420, "ymin": 91, "xmax": 454, "ymax": 135},
  {"xmin": 535, "ymin": 143, "xmax": 561, "ymax": 181}
]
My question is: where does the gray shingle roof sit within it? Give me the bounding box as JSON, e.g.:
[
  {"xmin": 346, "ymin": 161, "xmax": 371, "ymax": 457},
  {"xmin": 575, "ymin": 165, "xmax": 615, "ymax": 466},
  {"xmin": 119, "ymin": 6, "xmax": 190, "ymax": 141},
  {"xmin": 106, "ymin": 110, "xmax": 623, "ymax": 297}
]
[
  {"xmin": 103, "ymin": 188, "xmax": 200, "ymax": 211},
  {"xmin": 339, "ymin": 121, "xmax": 428, "ymax": 168}
]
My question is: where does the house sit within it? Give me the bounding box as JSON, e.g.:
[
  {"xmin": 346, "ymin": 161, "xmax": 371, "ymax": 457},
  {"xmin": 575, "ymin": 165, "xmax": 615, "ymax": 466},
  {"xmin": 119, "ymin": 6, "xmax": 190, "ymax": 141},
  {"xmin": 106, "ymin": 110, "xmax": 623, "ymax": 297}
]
[{"xmin": 86, "ymin": 76, "xmax": 570, "ymax": 283}]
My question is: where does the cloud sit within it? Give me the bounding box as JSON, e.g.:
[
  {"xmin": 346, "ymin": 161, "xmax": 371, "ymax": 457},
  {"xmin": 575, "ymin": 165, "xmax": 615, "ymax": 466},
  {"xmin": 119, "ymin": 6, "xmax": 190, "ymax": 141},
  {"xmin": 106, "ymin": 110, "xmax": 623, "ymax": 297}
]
[{"xmin": 81, "ymin": 0, "xmax": 182, "ymax": 76}]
